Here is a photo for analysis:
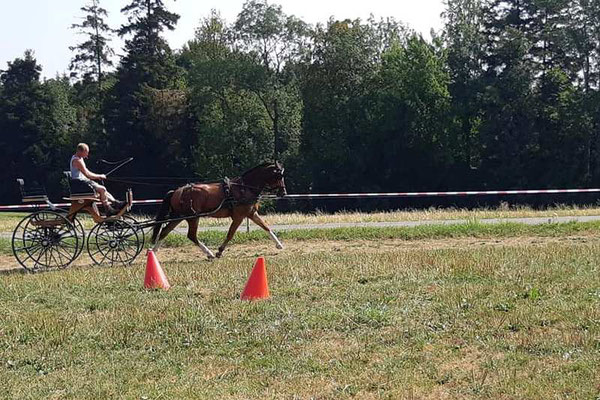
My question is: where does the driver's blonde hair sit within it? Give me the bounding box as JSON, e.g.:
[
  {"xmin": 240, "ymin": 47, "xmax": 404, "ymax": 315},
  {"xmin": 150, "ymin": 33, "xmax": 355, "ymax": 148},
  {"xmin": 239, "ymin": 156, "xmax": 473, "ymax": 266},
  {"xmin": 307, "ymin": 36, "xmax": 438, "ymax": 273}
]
[{"xmin": 76, "ymin": 143, "xmax": 89, "ymax": 152}]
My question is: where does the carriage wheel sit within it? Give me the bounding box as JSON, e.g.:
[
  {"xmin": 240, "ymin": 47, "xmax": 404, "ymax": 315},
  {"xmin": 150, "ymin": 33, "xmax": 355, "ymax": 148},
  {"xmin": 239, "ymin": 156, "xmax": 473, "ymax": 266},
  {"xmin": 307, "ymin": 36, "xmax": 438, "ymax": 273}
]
[
  {"xmin": 11, "ymin": 211, "xmax": 79, "ymax": 272},
  {"xmin": 72, "ymin": 217, "xmax": 85, "ymax": 259},
  {"xmin": 87, "ymin": 219, "xmax": 140, "ymax": 266},
  {"xmin": 122, "ymin": 215, "xmax": 145, "ymax": 257}
]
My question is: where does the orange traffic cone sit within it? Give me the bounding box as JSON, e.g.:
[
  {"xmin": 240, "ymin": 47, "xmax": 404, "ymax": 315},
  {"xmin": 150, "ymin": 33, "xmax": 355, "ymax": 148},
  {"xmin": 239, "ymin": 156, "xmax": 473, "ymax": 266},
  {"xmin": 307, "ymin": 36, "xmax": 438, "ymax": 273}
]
[
  {"xmin": 144, "ymin": 250, "xmax": 171, "ymax": 290},
  {"xmin": 241, "ymin": 256, "xmax": 270, "ymax": 300}
]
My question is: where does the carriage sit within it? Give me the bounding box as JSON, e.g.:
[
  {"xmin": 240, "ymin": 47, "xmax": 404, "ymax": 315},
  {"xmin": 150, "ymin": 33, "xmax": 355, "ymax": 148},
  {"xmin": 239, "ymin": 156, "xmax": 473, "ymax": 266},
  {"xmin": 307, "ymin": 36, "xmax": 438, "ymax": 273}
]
[
  {"xmin": 10, "ymin": 161, "xmax": 287, "ymax": 272},
  {"xmin": 11, "ymin": 175, "xmax": 145, "ymax": 272}
]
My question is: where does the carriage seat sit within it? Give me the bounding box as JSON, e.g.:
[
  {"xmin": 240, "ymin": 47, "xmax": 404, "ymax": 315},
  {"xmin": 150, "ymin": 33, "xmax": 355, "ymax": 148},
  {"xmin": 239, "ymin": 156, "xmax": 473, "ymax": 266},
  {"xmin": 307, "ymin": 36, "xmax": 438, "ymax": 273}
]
[
  {"xmin": 16, "ymin": 179, "xmax": 49, "ymax": 203},
  {"xmin": 62, "ymin": 171, "xmax": 98, "ymax": 200}
]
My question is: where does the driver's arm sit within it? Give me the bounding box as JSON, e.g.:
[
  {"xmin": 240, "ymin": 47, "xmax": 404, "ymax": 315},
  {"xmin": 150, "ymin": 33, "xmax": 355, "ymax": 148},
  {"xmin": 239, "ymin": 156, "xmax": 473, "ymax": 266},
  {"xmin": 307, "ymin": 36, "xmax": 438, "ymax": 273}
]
[{"xmin": 72, "ymin": 159, "xmax": 106, "ymax": 180}]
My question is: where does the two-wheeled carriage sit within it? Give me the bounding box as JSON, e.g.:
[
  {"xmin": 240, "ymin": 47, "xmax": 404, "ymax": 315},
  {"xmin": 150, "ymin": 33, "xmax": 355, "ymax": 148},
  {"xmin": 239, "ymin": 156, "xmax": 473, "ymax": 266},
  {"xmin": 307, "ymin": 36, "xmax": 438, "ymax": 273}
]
[{"xmin": 11, "ymin": 177, "xmax": 144, "ymax": 272}]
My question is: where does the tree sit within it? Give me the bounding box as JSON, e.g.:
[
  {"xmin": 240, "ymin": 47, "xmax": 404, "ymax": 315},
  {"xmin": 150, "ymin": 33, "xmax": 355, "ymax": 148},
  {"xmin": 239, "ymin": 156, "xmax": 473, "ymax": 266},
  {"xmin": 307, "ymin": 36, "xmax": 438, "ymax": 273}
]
[
  {"xmin": 117, "ymin": 0, "xmax": 180, "ymax": 89},
  {"xmin": 233, "ymin": 0, "xmax": 310, "ymax": 161},
  {"xmin": 443, "ymin": 0, "xmax": 485, "ymax": 177},
  {"xmin": 476, "ymin": 0, "xmax": 538, "ymax": 188},
  {"xmin": 300, "ymin": 18, "xmax": 406, "ymax": 192},
  {"xmin": 181, "ymin": 12, "xmax": 274, "ymax": 177},
  {"xmin": 374, "ymin": 35, "xmax": 452, "ymax": 190},
  {"xmin": 0, "ymin": 51, "xmax": 76, "ymax": 201},
  {"xmin": 69, "ymin": 0, "xmax": 115, "ymax": 93},
  {"xmin": 104, "ymin": 0, "xmax": 182, "ymax": 179}
]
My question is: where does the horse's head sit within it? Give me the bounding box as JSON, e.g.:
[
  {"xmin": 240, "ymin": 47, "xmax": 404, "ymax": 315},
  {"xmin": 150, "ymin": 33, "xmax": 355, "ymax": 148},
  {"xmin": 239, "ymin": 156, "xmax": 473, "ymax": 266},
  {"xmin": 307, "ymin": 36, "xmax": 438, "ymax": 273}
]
[
  {"xmin": 242, "ymin": 161, "xmax": 287, "ymax": 197},
  {"xmin": 265, "ymin": 161, "xmax": 287, "ymax": 197}
]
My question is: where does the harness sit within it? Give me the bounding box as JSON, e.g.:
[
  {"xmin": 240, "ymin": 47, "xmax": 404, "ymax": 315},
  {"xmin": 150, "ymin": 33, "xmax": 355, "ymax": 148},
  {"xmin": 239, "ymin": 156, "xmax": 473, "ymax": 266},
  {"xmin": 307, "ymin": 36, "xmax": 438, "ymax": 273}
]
[{"xmin": 177, "ymin": 178, "xmax": 262, "ymax": 217}]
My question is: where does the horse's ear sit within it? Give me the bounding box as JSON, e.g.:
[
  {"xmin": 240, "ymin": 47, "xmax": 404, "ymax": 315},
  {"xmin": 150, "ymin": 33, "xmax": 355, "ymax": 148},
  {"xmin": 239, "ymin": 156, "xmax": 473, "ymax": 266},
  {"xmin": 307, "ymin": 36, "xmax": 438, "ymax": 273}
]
[{"xmin": 275, "ymin": 160, "xmax": 282, "ymax": 169}]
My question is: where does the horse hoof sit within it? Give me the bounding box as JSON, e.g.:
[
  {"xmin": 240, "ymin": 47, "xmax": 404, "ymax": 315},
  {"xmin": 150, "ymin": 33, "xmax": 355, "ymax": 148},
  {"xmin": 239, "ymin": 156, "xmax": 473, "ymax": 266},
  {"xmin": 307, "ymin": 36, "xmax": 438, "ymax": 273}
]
[
  {"xmin": 216, "ymin": 252, "xmax": 222, "ymax": 258},
  {"xmin": 276, "ymin": 244, "xmax": 284, "ymax": 250}
]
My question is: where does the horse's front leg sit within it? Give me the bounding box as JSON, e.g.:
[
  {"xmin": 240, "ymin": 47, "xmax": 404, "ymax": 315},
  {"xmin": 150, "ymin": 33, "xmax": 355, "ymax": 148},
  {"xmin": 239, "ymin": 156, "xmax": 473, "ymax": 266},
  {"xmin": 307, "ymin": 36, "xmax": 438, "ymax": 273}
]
[
  {"xmin": 216, "ymin": 216, "xmax": 244, "ymax": 258},
  {"xmin": 249, "ymin": 211, "xmax": 284, "ymax": 249},
  {"xmin": 187, "ymin": 217, "xmax": 215, "ymax": 260},
  {"xmin": 152, "ymin": 220, "xmax": 181, "ymax": 252}
]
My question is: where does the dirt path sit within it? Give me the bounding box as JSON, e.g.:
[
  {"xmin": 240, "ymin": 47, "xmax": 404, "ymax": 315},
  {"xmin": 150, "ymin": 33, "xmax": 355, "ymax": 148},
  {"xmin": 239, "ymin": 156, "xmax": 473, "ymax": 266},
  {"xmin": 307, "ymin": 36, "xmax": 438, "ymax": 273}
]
[{"xmin": 2, "ymin": 233, "xmax": 598, "ymax": 273}]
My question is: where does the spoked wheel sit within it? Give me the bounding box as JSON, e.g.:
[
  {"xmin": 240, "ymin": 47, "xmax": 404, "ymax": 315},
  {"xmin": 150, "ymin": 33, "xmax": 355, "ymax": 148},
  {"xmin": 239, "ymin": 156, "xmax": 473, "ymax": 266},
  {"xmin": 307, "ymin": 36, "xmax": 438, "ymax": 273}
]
[
  {"xmin": 71, "ymin": 216, "xmax": 85, "ymax": 259},
  {"xmin": 87, "ymin": 219, "xmax": 140, "ymax": 266},
  {"xmin": 122, "ymin": 215, "xmax": 145, "ymax": 258},
  {"xmin": 12, "ymin": 211, "xmax": 79, "ymax": 272}
]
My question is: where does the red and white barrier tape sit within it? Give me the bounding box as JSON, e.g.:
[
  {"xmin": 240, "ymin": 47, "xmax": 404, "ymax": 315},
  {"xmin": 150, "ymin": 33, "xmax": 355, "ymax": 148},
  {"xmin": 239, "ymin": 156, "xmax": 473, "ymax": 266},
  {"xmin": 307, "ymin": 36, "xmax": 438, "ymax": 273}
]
[
  {"xmin": 275, "ymin": 188, "xmax": 600, "ymax": 199},
  {"xmin": 0, "ymin": 199, "xmax": 162, "ymax": 210},
  {"xmin": 1, "ymin": 188, "xmax": 599, "ymax": 210}
]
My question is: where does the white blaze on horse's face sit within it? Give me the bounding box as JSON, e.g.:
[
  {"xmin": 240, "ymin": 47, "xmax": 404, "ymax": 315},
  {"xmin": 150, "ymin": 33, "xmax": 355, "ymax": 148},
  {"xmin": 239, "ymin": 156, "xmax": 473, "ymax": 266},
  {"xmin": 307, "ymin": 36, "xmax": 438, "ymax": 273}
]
[{"xmin": 269, "ymin": 164, "xmax": 287, "ymax": 197}]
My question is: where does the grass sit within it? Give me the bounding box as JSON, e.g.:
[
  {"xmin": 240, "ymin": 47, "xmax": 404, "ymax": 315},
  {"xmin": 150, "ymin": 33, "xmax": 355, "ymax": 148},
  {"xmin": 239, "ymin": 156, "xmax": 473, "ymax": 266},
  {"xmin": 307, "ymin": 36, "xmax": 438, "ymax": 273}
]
[
  {"xmin": 3, "ymin": 203, "xmax": 600, "ymax": 231},
  {"xmin": 1, "ymin": 240, "xmax": 599, "ymax": 398},
  {"xmin": 245, "ymin": 203, "xmax": 600, "ymax": 226},
  {"xmin": 4, "ymin": 219, "xmax": 600, "ymax": 257}
]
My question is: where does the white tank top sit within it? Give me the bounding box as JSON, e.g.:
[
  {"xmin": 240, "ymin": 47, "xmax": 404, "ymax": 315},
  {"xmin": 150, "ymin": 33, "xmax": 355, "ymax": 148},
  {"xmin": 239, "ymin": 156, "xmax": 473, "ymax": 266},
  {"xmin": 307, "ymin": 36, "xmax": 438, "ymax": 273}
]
[{"xmin": 70, "ymin": 155, "xmax": 89, "ymax": 181}]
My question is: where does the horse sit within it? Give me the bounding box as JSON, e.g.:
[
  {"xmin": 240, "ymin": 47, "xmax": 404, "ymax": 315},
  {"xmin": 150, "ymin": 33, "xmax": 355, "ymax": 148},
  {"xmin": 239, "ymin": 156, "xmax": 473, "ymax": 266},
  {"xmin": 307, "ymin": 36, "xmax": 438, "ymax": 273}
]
[{"xmin": 150, "ymin": 161, "xmax": 287, "ymax": 259}]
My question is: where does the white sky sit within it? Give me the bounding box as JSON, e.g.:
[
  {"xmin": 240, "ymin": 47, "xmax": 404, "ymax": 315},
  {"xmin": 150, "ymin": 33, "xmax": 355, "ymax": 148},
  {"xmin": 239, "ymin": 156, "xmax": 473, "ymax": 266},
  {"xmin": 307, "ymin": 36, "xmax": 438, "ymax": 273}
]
[{"xmin": 0, "ymin": 0, "xmax": 445, "ymax": 79}]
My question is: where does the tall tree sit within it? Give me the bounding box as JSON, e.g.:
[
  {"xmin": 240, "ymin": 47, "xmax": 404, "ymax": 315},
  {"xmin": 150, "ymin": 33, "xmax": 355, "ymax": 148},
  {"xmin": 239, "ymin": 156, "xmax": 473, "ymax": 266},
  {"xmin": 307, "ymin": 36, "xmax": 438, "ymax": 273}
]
[
  {"xmin": 0, "ymin": 52, "xmax": 75, "ymax": 201},
  {"xmin": 300, "ymin": 18, "xmax": 405, "ymax": 191},
  {"xmin": 117, "ymin": 0, "xmax": 180, "ymax": 89},
  {"xmin": 181, "ymin": 12, "xmax": 274, "ymax": 177},
  {"xmin": 69, "ymin": 0, "xmax": 114, "ymax": 92},
  {"xmin": 477, "ymin": 0, "xmax": 538, "ymax": 188},
  {"xmin": 105, "ymin": 0, "xmax": 181, "ymax": 178},
  {"xmin": 443, "ymin": 0, "xmax": 485, "ymax": 178},
  {"xmin": 233, "ymin": 0, "xmax": 310, "ymax": 161},
  {"xmin": 374, "ymin": 35, "xmax": 452, "ymax": 190}
]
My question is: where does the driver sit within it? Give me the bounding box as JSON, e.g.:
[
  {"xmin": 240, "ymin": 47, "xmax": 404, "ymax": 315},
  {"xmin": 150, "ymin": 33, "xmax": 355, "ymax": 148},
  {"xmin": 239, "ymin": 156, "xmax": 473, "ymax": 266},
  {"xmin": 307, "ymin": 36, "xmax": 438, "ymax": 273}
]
[{"xmin": 70, "ymin": 143, "xmax": 123, "ymax": 215}]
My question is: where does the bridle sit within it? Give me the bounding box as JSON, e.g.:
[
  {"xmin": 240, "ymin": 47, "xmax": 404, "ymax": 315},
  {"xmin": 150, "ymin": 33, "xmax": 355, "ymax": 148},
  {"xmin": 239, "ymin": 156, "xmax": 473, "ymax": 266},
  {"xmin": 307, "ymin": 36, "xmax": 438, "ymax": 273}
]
[{"xmin": 233, "ymin": 166, "xmax": 286, "ymax": 196}]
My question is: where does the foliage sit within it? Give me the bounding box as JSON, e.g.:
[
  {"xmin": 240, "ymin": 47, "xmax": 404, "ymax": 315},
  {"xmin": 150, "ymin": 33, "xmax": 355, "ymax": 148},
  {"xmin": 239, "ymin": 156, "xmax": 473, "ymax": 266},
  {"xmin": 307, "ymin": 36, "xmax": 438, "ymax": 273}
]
[
  {"xmin": 0, "ymin": 52, "xmax": 77, "ymax": 202},
  {"xmin": 3, "ymin": 0, "xmax": 600, "ymax": 209},
  {"xmin": 69, "ymin": 0, "xmax": 115, "ymax": 91}
]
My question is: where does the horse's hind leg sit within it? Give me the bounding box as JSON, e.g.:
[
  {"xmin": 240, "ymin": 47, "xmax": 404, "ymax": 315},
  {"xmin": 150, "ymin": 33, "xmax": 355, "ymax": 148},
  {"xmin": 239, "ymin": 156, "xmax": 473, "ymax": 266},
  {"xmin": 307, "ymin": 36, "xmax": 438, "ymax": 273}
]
[
  {"xmin": 186, "ymin": 218, "xmax": 215, "ymax": 259},
  {"xmin": 216, "ymin": 216, "xmax": 244, "ymax": 258},
  {"xmin": 152, "ymin": 220, "xmax": 181, "ymax": 252},
  {"xmin": 249, "ymin": 211, "xmax": 284, "ymax": 249}
]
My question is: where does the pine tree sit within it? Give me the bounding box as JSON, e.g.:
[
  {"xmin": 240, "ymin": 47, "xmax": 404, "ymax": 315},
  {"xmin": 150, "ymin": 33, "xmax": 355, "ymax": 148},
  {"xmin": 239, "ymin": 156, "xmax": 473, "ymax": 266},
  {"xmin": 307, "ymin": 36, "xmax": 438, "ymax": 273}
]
[
  {"xmin": 104, "ymin": 0, "xmax": 182, "ymax": 179},
  {"xmin": 69, "ymin": 0, "xmax": 114, "ymax": 91},
  {"xmin": 117, "ymin": 0, "xmax": 180, "ymax": 89}
]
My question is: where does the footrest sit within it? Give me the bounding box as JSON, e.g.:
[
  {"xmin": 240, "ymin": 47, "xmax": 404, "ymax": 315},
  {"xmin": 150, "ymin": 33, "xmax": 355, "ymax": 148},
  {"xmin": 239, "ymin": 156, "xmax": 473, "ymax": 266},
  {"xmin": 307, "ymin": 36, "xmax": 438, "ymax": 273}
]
[
  {"xmin": 22, "ymin": 195, "xmax": 49, "ymax": 203},
  {"xmin": 63, "ymin": 196, "xmax": 98, "ymax": 202}
]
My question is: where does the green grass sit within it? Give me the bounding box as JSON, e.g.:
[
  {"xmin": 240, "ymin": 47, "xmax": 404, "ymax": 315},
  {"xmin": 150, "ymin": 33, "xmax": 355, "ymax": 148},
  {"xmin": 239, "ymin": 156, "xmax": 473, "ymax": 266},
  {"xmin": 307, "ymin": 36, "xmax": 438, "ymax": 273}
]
[
  {"xmin": 108, "ymin": 220, "xmax": 600, "ymax": 248},
  {"xmin": 2, "ymin": 219, "xmax": 600, "ymax": 256},
  {"xmin": 1, "ymin": 241, "xmax": 599, "ymax": 398},
  {"xmin": 3, "ymin": 203, "xmax": 600, "ymax": 230}
]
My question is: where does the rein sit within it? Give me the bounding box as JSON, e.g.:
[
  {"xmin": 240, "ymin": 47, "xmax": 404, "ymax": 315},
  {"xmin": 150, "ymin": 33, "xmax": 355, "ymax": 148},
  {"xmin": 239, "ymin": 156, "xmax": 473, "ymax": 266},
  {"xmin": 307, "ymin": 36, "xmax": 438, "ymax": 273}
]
[
  {"xmin": 230, "ymin": 181, "xmax": 263, "ymax": 193},
  {"xmin": 106, "ymin": 176, "xmax": 218, "ymax": 187}
]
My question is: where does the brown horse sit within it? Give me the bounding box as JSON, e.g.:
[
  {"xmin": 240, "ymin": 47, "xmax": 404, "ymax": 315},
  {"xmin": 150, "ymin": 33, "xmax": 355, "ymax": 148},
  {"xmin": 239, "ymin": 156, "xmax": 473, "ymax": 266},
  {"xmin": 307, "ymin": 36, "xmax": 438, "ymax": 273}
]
[{"xmin": 150, "ymin": 162, "xmax": 287, "ymax": 259}]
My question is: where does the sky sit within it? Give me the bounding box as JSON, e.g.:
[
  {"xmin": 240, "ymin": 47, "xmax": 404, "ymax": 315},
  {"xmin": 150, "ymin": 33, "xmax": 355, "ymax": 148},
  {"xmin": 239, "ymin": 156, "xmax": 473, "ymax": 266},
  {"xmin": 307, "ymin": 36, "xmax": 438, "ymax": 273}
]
[{"xmin": 0, "ymin": 0, "xmax": 445, "ymax": 79}]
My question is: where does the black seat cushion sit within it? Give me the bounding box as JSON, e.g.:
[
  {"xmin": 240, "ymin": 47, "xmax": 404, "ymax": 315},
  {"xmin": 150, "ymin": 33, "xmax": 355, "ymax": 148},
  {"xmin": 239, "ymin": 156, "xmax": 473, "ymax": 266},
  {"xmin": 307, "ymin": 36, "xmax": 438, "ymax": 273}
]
[{"xmin": 69, "ymin": 180, "xmax": 96, "ymax": 196}]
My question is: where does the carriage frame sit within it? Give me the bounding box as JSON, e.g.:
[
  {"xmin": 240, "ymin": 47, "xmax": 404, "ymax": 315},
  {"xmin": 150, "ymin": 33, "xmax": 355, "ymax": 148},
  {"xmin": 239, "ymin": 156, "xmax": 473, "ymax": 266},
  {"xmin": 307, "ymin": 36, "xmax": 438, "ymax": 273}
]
[{"xmin": 11, "ymin": 177, "xmax": 145, "ymax": 272}]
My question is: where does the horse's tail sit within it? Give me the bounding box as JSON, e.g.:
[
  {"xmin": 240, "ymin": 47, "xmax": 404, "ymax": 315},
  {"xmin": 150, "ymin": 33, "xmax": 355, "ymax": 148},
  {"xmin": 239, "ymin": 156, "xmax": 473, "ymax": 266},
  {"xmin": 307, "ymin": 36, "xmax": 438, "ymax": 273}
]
[{"xmin": 151, "ymin": 190, "xmax": 175, "ymax": 245}]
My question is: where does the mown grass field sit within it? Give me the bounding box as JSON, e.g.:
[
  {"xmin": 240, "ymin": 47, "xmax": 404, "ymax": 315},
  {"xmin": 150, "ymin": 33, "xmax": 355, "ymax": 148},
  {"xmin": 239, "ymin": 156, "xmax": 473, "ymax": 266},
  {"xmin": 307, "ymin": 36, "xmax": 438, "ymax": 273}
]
[
  {"xmin": 3, "ymin": 203, "xmax": 600, "ymax": 231},
  {"xmin": 1, "ymin": 208, "xmax": 600, "ymax": 398}
]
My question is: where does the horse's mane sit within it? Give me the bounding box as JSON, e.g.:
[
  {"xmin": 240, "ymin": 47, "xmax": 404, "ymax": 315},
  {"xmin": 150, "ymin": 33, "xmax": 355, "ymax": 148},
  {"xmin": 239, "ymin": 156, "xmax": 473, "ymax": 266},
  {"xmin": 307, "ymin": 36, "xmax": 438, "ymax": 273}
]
[{"xmin": 241, "ymin": 162, "xmax": 274, "ymax": 178}]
